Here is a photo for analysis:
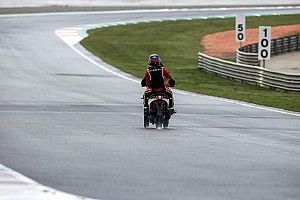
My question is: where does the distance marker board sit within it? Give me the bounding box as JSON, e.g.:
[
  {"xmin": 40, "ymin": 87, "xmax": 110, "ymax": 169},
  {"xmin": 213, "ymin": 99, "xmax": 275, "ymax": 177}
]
[
  {"xmin": 258, "ymin": 26, "xmax": 272, "ymax": 60},
  {"xmin": 236, "ymin": 14, "xmax": 246, "ymax": 42}
]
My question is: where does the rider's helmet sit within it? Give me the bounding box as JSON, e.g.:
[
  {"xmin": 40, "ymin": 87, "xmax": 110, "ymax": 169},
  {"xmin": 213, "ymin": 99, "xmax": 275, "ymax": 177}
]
[{"xmin": 148, "ymin": 54, "xmax": 161, "ymax": 65}]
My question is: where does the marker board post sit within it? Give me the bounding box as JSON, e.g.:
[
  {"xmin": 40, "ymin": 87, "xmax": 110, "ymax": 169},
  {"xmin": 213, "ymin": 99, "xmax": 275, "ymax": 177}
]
[
  {"xmin": 258, "ymin": 26, "xmax": 271, "ymax": 68},
  {"xmin": 235, "ymin": 14, "xmax": 246, "ymax": 48}
]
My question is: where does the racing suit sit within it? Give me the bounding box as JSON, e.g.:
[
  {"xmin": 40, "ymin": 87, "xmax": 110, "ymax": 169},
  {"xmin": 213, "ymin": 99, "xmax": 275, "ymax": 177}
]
[{"xmin": 141, "ymin": 63, "xmax": 175, "ymax": 111}]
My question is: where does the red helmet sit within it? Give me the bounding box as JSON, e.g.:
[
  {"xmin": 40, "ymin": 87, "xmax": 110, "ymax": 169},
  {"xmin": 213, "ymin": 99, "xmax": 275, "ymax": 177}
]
[{"xmin": 148, "ymin": 54, "xmax": 161, "ymax": 65}]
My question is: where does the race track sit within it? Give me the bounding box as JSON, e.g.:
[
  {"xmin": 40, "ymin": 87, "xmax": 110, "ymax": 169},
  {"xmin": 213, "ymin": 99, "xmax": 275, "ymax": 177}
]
[{"xmin": 0, "ymin": 7, "xmax": 300, "ymax": 200}]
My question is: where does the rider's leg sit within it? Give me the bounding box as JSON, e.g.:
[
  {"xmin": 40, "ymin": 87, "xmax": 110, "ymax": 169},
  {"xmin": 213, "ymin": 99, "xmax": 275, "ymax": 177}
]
[{"xmin": 165, "ymin": 87, "xmax": 174, "ymax": 109}]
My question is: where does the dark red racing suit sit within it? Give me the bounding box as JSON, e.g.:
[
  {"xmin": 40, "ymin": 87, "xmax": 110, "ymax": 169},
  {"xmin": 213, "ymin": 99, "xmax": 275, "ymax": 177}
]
[{"xmin": 141, "ymin": 63, "xmax": 174, "ymax": 109}]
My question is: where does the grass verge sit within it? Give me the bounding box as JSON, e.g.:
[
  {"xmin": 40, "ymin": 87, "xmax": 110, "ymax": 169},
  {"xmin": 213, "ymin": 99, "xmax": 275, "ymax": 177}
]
[{"xmin": 81, "ymin": 14, "xmax": 300, "ymax": 112}]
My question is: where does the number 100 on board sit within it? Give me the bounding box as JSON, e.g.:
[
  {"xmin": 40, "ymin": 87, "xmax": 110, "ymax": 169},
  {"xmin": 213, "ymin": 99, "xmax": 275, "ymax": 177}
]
[{"xmin": 258, "ymin": 26, "xmax": 271, "ymax": 60}]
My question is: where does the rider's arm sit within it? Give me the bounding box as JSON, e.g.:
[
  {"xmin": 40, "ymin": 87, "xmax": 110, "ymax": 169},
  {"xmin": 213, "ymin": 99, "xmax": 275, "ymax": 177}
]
[
  {"xmin": 144, "ymin": 69, "xmax": 151, "ymax": 87},
  {"xmin": 163, "ymin": 67, "xmax": 175, "ymax": 87},
  {"xmin": 141, "ymin": 78, "xmax": 146, "ymax": 87},
  {"xmin": 162, "ymin": 67, "xmax": 171, "ymax": 78}
]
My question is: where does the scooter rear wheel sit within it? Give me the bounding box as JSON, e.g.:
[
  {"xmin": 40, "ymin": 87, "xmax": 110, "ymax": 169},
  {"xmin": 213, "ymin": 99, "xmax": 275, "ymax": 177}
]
[
  {"xmin": 144, "ymin": 115, "xmax": 149, "ymax": 128},
  {"xmin": 163, "ymin": 119, "xmax": 169, "ymax": 128}
]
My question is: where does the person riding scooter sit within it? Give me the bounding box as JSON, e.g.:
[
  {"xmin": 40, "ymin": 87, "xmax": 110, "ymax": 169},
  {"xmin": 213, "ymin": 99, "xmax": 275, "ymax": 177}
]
[{"xmin": 141, "ymin": 54, "xmax": 175, "ymax": 114}]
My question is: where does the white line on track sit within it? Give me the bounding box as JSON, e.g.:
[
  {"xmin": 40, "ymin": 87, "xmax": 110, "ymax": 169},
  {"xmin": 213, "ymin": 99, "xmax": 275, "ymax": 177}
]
[
  {"xmin": 73, "ymin": 44, "xmax": 139, "ymax": 83},
  {"xmin": 174, "ymin": 90, "xmax": 300, "ymax": 117}
]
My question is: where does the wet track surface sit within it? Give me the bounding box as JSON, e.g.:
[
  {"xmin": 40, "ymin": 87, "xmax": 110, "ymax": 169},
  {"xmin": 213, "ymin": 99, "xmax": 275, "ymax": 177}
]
[{"xmin": 0, "ymin": 7, "xmax": 300, "ymax": 200}]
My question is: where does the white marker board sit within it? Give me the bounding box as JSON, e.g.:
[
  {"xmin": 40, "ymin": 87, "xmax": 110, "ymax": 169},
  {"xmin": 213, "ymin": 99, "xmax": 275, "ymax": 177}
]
[
  {"xmin": 258, "ymin": 26, "xmax": 272, "ymax": 60},
  {"xmin": 235, "ymin": 14, "xmax": 246, "ymax": 42}
]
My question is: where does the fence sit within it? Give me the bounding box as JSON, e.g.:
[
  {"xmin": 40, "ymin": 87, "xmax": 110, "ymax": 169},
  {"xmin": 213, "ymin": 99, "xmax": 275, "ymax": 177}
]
[
  {"xmin": 236, "ymin": 34, "xmax": 300, "ymax": 66},
  {"xmin": 198, "ymin": 52, "xmax": 300, "ymax": 92}
]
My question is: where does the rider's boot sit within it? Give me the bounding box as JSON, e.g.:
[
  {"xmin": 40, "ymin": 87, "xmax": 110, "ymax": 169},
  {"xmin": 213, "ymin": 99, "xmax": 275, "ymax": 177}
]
[
  {"xmin": 169, "ymin": 107, "xmax": 176, "ymax": 114},
  {"xmin": 169, "ymin": 98, "xmax": 176, "ymax": 114}
]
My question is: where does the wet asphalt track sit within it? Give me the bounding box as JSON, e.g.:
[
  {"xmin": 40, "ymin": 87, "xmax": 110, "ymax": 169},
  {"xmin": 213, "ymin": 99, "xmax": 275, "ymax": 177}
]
[{"xmin": 0, "ymin": 7, "xmax": 300, "ymax": 200}]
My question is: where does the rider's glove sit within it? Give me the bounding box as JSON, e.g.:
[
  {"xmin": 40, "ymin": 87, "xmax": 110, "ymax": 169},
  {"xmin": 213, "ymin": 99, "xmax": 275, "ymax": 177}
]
[{"xmin": 141, "ymin": 78, "xmax": 146, "ymax": 87}]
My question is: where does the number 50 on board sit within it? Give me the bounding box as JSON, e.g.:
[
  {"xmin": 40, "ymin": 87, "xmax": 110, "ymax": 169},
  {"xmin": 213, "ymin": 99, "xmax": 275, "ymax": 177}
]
[{"xmin": 235, "ymin": 14, "xmax": 245, "ymax": 43}]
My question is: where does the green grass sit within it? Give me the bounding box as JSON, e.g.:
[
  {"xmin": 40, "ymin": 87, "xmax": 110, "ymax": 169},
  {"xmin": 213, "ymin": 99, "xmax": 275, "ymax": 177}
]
[{"xmin": 81, "ymin": 14, "xmax": 300, "ymax": 112}]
